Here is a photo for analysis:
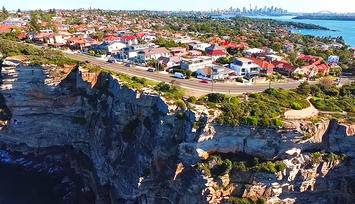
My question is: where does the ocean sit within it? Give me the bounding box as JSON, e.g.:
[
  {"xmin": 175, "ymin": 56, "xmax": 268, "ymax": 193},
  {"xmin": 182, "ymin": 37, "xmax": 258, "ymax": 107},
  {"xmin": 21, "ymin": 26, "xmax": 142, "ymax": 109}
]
[
  {"xmin": 213, "ymin": 15, "xmax": 355, "ymax": 48},
  {"xmin": 248, "ymin": 15, "xmax": 355, "ymax": 48}
]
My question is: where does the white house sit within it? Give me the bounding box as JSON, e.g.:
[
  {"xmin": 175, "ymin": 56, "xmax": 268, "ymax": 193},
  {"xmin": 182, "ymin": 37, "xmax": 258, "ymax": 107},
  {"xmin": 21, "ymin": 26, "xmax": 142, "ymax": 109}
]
[
  {"xmin": 196, "ymin": 66, "xmax": 234, "ymax": 80},
  {"xmin": 244, "ymin": 48, "xmax": 264, "ymax": 56},
  {"xmin": 121, "ymin": 35, "xmax": 138, "ymax": 45},
  {"xmin": 121, "ymin": 44, "xmax": 150, "ymax": 59},
  {"xmin": 230, "ymin": 57, "xmax": 260, "ymax": 77},
  {"xmin": 181, "ymin": 56, "xmax": 213, "ymax": 72},
  {"xmin": 328, "ymin": 55, "xmax": 340, "ymax": 64},
  {"xmin": 190, "ymin": 42, "xmax": 211, "ymax": 51},
  {"xmin": 142, "ymin": 35, "xmax": 157, "ymax": 42}
]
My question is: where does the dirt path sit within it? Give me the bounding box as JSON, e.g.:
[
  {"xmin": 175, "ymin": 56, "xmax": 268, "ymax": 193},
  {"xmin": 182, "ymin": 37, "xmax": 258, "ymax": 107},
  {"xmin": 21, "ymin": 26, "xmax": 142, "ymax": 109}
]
[{"xmin": 284, "ymin": 98, "xmax": 319, "ymax": 120}]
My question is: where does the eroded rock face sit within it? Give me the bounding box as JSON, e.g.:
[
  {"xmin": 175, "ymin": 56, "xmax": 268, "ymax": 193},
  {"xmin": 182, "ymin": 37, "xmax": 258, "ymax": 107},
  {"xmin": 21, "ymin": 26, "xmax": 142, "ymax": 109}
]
[
  {"xmin": 0, "ymin": 61, "xmax": 354, "ymax": 204},
  {"xmin": 0, "ymin": 64, "xmax": 204, "ymax": 203}
]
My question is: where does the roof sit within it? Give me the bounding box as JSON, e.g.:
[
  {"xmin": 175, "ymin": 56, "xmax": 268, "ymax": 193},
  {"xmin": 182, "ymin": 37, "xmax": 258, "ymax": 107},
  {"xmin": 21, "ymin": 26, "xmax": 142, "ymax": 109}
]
[
  {"xmin": 0, "ymin": 25, "xmax": 22, "ymax": 33},
  {"xmin": 159, "ymin": 56, "xmax": 181, "ymax": 64},
  {"xmin": 142, "ymin": 47, "xmax": 170, "ymax": 56},
  {"xmin": 207, "ymin": 50, "xmax": 226, "ymax": 56},
  {"xmin": 299, "ymin": 54, "xmax": 318, "ymax": 62},
  {"xmin": 237, "ymin": 57, "xmax": 253, "ymax": 62},
  {"xmin": 317, "ymin": 64, "xmax": 330, "ymax": 72},
  {"xmin": 16, "ymin": 33, "xmax": 27, "ymax": 38},
  {"xmin": 272, "ymin": 61, "xmax": 297, "ymax": 73},
  {"xmin": 136, "ymin": 32, "xmax": 145, "ymax": 39},
  {"xmin": 104, "ymin": 36, "xmax": 120, "ymax": 41},
  {"xmin": 122, "ymin": 35, "xmax": 137, "ymax": 40},
  {"xmin": 246, "ymin": 57, "xmax": 275, "ymax": 69},
  {"xmin": 198, "ymin": 67, "xmax": 213, "ymax": 75}
]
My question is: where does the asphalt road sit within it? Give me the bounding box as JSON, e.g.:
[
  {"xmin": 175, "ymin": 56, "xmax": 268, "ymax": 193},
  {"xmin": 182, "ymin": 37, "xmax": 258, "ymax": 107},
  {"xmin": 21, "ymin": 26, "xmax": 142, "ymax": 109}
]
[{"xmin": 64, "ymin": 52, "xmax": 301, "ymax": 94}]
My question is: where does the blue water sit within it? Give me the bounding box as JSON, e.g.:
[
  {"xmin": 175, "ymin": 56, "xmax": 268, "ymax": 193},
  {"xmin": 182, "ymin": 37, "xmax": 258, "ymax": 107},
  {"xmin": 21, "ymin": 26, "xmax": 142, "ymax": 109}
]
[
  {"xmin": 213, "ymin": 15, "xmax": 355, "ymax": 47},
  {"xmin": 247, "ymin": 16, "xmax": 355, "ymax": 48}
]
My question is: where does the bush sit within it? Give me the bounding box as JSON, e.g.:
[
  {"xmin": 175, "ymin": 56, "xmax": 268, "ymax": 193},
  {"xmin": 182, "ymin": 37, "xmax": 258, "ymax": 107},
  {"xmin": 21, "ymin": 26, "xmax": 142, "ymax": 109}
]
[
  {"xmin": 275, "ymin": 161, "xmax": 287, "ymax": 172},
  {"xmin": 176, "ymin": 100, "xmax": 187, "ymax": 110},
  {"xmin": 207, "ymin": 93, "xmax": 225, "ymax": 103},
  {"xmin": 187, "ymin": 96, "xmax": 197, "ymax": 103},
  {"xmin": 291, "ymin": 102, "xmax": 303, "ymax": 110},
  {"xmin": 297, "ymin": 82, "xmax": 311, "ymax": 95}
]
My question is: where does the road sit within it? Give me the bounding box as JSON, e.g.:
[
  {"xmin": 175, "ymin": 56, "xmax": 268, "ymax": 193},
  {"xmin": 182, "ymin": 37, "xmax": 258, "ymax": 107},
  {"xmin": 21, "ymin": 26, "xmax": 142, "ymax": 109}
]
[{"xmin": 64, "ymin": 52, "xmax": 301, "ymax": 94}]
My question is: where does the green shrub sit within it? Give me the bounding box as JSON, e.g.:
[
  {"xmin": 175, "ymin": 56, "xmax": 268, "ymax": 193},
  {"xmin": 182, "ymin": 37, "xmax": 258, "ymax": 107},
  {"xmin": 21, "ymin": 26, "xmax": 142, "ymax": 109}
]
[
  {"xmin": 275, "ymin": 161, "xmax": 287, "ymax": 172},
  {"xmin": 291, "ymin": 102, "xmax": 302, "ymax": 110},
  {"xmin": 176, "ymin": 100, "xmax": 187, "ymax": 110},
  {"xmin": 207, "ymin": 93, "xmax": 225, "ymax": 103},
  {"xmin": 187, "ymin": 96, "xmax": 197, "ymax": 103}
]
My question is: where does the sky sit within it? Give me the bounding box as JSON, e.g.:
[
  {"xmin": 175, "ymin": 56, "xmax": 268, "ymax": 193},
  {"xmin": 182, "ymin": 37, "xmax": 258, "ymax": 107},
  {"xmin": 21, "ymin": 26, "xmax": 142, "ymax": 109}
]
[{"xmin": 1, "ymin": 0, "xmax": 355, "ymax": 13}]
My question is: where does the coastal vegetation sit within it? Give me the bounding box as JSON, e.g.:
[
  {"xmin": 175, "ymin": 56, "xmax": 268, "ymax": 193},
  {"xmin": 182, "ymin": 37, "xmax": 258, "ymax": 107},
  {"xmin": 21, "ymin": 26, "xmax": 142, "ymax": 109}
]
[
  {"xmin": 196, "ymin": 153, "xmax": 287, "ymax": 178},
  {"xmin": 204, "ymin": 88, "xmax": 309, "ymax": 126}
]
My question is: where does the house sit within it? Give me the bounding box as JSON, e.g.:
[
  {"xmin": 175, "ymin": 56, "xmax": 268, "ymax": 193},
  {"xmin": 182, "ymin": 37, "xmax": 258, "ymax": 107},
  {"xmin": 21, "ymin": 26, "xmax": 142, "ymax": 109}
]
[
  {"xmin": 283, "ymin": 41, "xmax": 294, "ymax": 52},
  {"xmin": 91, "ymin": 41, "xmax": 126, "ymax": 55},
  {"xmin": 190, "ymin": 42, "xmax": 211, "ymax": 51},
  {"xmin": 299, "ymin": 54, "xmax": 319, "ymax": 64},
  {"xmin": 16, "ymin": 32, "xmax": 27, "ymax": 39},
  {"xmin": 104, "ymin": 35, "xmax": 120, "ymax": 41},
  {"xmin": 142, "ymin": 35, "xmax": 156, "ymax": 42},
  {"xmin": 137, "ymin": 47, "xmax": 171, "ymax": 62},
  {"xmin": 205, "ymin": 43, "xmax": 226, "ymax": 53},
  {"xmin": 266, "ymin": 54, "xmax": 283, "ymax": 62},
  {"xmin": 181, "ymin": 56, "xmax": 213, "ymax": 72},
  {"xmin": 66, "ymin": 37, "xmax": 100, "ymax": 50},
  {"xmin": 169, "ymin": 47, "xmax": 188, "ymax": 57},
  {"xmin": 207, "ymin": 50, "xmax": 227, "ymax": 61},
  {"xmin": 188, "ymin": 50, "xmax": 202, "ymax": 56},
  {"xmin": 121, "ymin": 35, "xmax": 138, "ymax": 45},
  {"xmin": 244, "ymin": 48, "xmax": 263, "ymax": 56},
  {"xmin": 247, "ymin": 57, "xmax": 275, "ymax": 76},
  {"xmin": 316, "ymin": 64, "xmax": 330, "ymax": 76},
  {"xmin": 230, "ymin": 57, "xmax": 260, "ymax": 77},
  {"xmin": 0, "ymin": 25, "xmax": 22, "ymax": 34},
  {"xmin": 328, "ymin": 55, "xmax": 340, "ymax": 65},
  {"xmin": 121, "ymin": 44, "xmax": 150, "ymax": 59},
  {"xmin": 196, "ymin": 66, "xmax": 235, "ymax": 80},
  {"xmin": 272, "ymin": 61, "xmax": 300, "ymax": 76},
  {"xmin": 159, "ymin": 56, "xmax": 181, "ymax": 68},
  {"xmin": 44, "ymin": 34, "xmax": 66, "ymax": 46}
]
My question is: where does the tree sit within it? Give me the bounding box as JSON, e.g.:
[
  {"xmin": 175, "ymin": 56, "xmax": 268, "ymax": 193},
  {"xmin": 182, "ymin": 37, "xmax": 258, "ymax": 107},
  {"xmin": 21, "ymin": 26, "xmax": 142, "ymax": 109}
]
[
  {"xmin": 297, "ymin": 82, "xmax": 311, "ymax": 95},
  {"xmin": 29, "ymin": 12, "xmax": 41, "ymax": 32},
  {"xmin": 2, "ymin": 6, "xmax": 9, "ymax": 17},
  {"xmin": 319, "ymin": 77, "xmax": 335, "ymax": 90},
  {"xmin": 95, "ymin": 31, "xmax": 104, "ymax": 41}
]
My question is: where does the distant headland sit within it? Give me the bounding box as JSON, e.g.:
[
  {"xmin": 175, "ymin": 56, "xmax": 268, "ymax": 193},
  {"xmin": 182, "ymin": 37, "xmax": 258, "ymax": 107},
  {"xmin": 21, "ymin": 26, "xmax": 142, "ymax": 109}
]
[{"xmin": 293, "ymin": 15, "xmax": 355, "ymax": 21}]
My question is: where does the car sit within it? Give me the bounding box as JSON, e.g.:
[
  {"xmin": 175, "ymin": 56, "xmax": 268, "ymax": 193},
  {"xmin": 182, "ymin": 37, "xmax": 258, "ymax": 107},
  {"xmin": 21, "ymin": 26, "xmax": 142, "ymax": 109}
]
[
  {"xmin": 174, "ymin": 72, "xmax": 186, "ymax": 79},
  {"xmin": 85, "ymin": 60, "xmax": 91, "ymax": 63},
  {"xmin": 147, "ymin": 68, "xmax": 156, "ymax": 72},
  {"xmin": 200, "ymin": 79, "xmax": 209, "ymax": 83}
]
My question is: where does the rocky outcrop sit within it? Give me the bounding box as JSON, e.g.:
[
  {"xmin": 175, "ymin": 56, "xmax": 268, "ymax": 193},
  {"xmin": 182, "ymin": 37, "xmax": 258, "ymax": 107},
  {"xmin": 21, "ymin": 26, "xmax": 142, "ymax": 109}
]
[{"xmin": 0, "ymin": 59, "xmax": 354, "ymax": 204}]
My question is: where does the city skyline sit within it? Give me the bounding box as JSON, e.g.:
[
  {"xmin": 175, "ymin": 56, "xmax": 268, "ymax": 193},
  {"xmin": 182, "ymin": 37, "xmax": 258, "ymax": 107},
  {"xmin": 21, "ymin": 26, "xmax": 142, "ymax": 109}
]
[{"xmin": 1, "ymin": 0, "xmax": 355, "ymax": 13}]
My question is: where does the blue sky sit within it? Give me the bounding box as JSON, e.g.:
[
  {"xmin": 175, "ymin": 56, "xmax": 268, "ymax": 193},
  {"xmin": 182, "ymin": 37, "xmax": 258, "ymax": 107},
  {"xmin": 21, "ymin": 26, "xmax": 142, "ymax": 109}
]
[{"xmin": 1, "ymin": 0, "xmax": 355, "ymax": 13}]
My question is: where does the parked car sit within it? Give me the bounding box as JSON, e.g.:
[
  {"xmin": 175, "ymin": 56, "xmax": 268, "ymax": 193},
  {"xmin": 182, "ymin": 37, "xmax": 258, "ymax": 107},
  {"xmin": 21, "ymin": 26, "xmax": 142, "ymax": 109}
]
[
  {"xmin": 200, "ymin": 79, "xmax": 209, "ymax": 83},
  {"xmin": 108, "ymin": 57, "xmax": 117, "ymax": 63},
  {"xmin": 147, "ymin": 68, "xmax": 156, "ymax": 72},
  {"xmin": 174, "ymin": 72, "xmax": 186, "ymax": 79}
]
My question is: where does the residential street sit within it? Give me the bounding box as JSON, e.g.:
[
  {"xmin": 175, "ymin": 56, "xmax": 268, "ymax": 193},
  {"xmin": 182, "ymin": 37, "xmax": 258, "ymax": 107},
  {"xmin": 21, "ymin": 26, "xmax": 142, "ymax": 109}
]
[{"xmin": 64, "ymin": 52, "xmax": 302, "ymax": 94}]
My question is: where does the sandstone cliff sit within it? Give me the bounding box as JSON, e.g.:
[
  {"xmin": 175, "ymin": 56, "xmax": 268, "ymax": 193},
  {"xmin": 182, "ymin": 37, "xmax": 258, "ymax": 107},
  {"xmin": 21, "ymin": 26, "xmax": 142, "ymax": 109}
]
[{"xmin": 0, "ymin": 60, "xmax": 354, "ymax": 204}]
